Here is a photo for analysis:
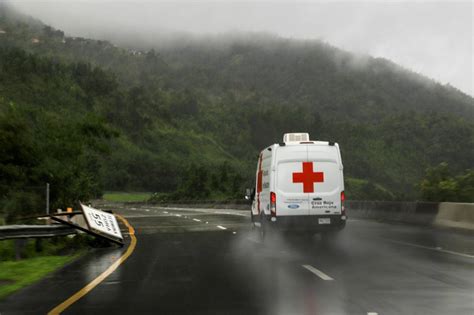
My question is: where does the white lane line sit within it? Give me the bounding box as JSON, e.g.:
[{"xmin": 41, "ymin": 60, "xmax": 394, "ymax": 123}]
[
  {"xmin": 161, "ymin": 207, "xmax": 249, "ymax": 217},
  {"xmin": 302, "ymin": 265, "xmax": 334, "ymax": 281},
  {"xmin": 384, "ymin": 238, "xmax": 474, "ymax": 259},
  {"xmin": 163, "ymin": 211, "xmax": 168, "ymax": 214},
  {"xmin": 122, "ymin": 215, "xmax": 169, "ymax": 218},
  {"xmin": 193, "ymin": 218, "xmax": 201, "ymax": 222},
  {"xmin": 217, "ymin": 225, "xmax": 227, "ymax": 230},
  {"xmin": 175, "ymin": 214, "xmax": 182, "ymax": 217},
  {"xmin": 215, "ymin": 211, "xmax": 248, "ymax": 217},
  {"xmin": 367, "ymin": 312, "xmax": 378, "ymax": 315}
]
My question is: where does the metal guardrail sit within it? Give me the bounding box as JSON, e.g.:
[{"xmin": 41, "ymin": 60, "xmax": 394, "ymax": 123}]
[{"xmin": 0, "ymin": 224, "xmax": 77, "ymax": 240}]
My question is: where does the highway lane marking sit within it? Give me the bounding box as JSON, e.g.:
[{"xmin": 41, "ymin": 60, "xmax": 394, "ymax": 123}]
[
  {"xmin": 367, "ymin": 312, "xmax": 378, "ymax": 315},
  {"xmin": 161, "ymin": 207, "xmax": 249, "ymax": 217},
  {"xmin": 193, "ymin": 218, "xmax": 201, "ymax": 222},
  {"xmin": 384, "ymin": 238, "xmax": 474, "ymax": 259},
  {"xmin": 302, "ymin": 265, "xmax": 334, "ymax": 281},
  {"xmin": 213, "ymin": 211, "xmax": 248, "ymax": 217},
  {"xmin": 122, "ymin": 214, "xmax": 170, "ymax": 218},
  {"xmin": 163, "ymin": 211, "xmax": 168, "ymax": 214},
  {"xmin": 134, "ymin": 225, "xmax": 209, "ymax": 229},
  {"xmin": 217, "ymin": 225, "xmax": 227, "ymax": 230},
  {"xmin": 48, "ymin": 214, "xmax": 137, "ymax": 315}
]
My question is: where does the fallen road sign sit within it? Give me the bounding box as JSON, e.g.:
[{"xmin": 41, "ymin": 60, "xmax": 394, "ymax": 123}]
[
  {"xmin": 81, "ymin": 204, "xmax": 123, "ymax": 242},
  {"xmin": 22, "ymin": 206, "xmax": 125, "ymax": 246}
]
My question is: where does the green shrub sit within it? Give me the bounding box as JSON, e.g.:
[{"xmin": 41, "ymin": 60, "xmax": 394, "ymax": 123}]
[{"xmin": 421, "ymin": 163, "xmax": 474, "ymax": 202}]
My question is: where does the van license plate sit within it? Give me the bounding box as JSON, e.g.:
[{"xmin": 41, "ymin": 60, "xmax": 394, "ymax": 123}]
[{"xmin": 318, "ymin": 218, "xmax": 331, "ymax": 224}]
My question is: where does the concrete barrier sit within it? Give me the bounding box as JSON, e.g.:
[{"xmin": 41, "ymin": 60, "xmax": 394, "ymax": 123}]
[
  {"xmin": 434, "ymin": 202, "xmax": 474, "ymax": 230},
  {"xmin": 347, "ymin": 201, "xmax": 474, "ymax": 232},
  {"xmin": 346, "ymin": 201, "xmax": 439, "ymax": 226}
]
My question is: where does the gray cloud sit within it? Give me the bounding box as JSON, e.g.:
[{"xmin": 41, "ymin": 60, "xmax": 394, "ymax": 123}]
[{"xmin": 8, "ymin": 0, "xmax": 473, "ymax": 95}]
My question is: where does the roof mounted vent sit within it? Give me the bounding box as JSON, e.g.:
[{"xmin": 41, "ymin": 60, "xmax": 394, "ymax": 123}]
[{"xmin": 283, "ymin": 133, "xmax": 310, "ymax": 143}]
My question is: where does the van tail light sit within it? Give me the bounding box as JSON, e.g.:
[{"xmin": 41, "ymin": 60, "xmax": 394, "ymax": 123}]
[
  {"xmin": 341, "ymin": 191, "xmax": 346, "ymax": 216},
  {"xmin": 270, "ymin": 192, "xmax": 276, "ymax": 216}
]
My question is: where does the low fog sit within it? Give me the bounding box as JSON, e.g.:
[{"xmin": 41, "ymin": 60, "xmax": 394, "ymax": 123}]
[{"xmin": 8, "ymin": 0, "xmax": 473, "ymax": 96}]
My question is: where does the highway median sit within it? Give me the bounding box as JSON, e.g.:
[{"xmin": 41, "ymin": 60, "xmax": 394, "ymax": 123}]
[{"xmin": 142, "ymin": 200, "xmax": 474, "ymax": 232}]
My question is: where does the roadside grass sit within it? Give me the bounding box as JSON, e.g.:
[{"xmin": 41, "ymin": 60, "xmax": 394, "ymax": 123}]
[
  {"xmin": 0, "ymin": 254, "xmax": 78, "ymax": 300},
  {"xmin": 0, "ymin": 235, "xmax": 91, "ymax": 261},
  {"xmin": 0, "ymin": 234, "xmax": 93, "ymax": 300},
  {"xmin": 103, "ymin": 192, "xmax": 152, "ymax": 202},
  {"xmin": 148, "ymin": 191, "xmax": 245, "ymax": 203}
]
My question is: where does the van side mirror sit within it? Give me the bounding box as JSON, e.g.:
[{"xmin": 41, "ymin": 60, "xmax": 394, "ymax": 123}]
[
  {"xmin": 245, "ymin": 188, "xmax": 256, "ymax": 201},
  {"xmin": 245, "ymin": 188, "xmax": 251, "ymax": 200}
]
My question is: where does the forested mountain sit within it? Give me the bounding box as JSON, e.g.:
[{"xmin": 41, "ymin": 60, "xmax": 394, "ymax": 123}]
[{"xmin": 0, "ymin": 3, "xmax": 473, "ymax": 220}]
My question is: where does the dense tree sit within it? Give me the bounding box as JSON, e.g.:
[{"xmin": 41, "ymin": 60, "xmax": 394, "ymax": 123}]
[
  {"xmin": 420, "ymin": 163, "xmax": 474, "ymax": 202},
  {"xmin": 0, "ymin": 50, "xmax": 117, "ymax": 221}
]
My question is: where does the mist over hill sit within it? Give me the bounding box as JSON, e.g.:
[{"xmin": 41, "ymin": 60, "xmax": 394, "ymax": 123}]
[{"xmin": 0, "ymin": 3, "xmax": 473, "ymax": 219}]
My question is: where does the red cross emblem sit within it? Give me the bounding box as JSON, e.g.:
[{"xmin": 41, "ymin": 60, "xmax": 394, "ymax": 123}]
[{"xmin": 292, "ymin": 162, "xmax": 324, "ymax": 193}]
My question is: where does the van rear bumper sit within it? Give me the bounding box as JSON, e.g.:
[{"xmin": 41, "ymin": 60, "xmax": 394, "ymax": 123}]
[{"xmin": 266, "ymin": 215, "xmax": 346, "ymax": 233}]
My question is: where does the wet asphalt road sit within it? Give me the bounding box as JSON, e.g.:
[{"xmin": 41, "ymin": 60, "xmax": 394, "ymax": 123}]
[{"xmin": 1, "ymin": 203, "xmax": 473, "ymax": 315}]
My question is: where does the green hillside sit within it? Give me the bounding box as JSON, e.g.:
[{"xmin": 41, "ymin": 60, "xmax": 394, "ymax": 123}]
[{"xmin": 0, "ymin": 3, "xmax": 473, "ymax": 220}]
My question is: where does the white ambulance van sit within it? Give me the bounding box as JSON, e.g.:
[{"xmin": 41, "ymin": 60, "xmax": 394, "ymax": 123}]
[{"xmin": 250, "ymin": 133, "xmax": 346, "ymax": 239}]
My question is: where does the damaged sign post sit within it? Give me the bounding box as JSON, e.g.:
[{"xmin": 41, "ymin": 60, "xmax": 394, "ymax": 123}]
[
  {"xmin": 49, "ymin": 204, "xmax": 124, "ymax": 246},
  {"xmin": 81, "ymin": 204, "xmax": 123, "ymax": 242}
]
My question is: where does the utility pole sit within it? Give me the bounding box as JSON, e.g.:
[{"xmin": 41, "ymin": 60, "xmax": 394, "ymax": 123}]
[{"xmin": 46, "ymin": 183, "xmax": 50, "ymax": 215}]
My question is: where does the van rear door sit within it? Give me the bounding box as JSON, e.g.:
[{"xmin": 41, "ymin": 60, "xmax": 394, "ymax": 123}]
[
  {"xmin": 306, "ymin": 145, "xmax": 342, "ymax": 215},
  {"xmin": 275, "ymin": 145, "xmax": 310, "ymax": 216}
]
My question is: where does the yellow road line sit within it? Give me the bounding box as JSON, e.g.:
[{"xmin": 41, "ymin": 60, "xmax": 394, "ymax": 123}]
[{"xmin": 48, "ymin": 214, "xmax": 137, "ymax": 315}]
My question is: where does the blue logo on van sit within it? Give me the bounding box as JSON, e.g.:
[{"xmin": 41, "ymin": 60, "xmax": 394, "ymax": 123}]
[{"xmin": 288, "ymin": 204, "xmax": 300, "ymax": 209}]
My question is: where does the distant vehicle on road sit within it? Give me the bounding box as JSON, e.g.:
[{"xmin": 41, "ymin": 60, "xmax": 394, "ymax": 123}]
[{"xmin": 248, "ymin": 133, "xmax": 346, "ymax": 240}]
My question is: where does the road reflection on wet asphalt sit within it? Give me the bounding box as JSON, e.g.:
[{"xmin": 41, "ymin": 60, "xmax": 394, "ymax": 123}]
[{"xmin": 1, "ymin": 202, "xmax": 473, "ymax": 315}]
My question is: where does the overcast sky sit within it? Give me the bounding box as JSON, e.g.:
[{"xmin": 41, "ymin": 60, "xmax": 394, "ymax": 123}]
[{"xmin": 7, "ymin": 0, "xmax": 474, "ymax": 96}]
